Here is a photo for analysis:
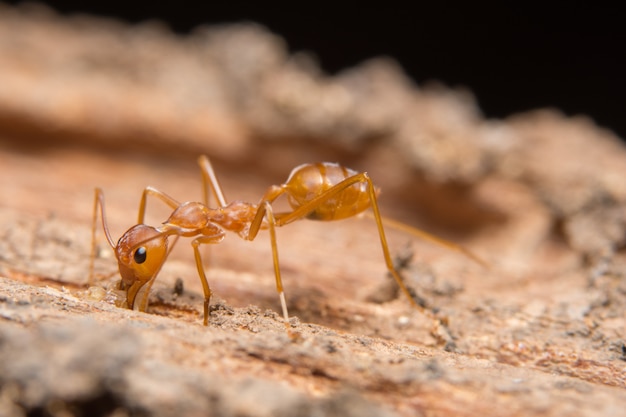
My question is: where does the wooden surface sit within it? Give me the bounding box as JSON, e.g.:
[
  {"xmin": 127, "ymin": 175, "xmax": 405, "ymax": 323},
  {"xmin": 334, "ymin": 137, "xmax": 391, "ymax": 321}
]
[{"xmin": 1, "ymin": 5, "xmax": 625, "ymax": 417}]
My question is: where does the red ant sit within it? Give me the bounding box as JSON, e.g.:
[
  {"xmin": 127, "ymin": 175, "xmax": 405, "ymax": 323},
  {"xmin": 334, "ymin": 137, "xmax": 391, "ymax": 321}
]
[{"xmin": 90, "ymin": 156, "xmax": 484, "ymax": 327}]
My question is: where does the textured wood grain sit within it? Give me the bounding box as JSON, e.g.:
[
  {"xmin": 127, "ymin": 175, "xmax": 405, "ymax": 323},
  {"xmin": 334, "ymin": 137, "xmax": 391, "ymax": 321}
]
[{"xmin": 1, "ymin": 5, "xmax": 625, "ymax": 417}]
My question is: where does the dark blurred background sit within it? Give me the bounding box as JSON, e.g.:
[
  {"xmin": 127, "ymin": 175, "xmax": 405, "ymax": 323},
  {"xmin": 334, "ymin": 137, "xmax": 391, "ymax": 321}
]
[{"xmin": 24, "ymin": 2, "xmax": 626, "ymax": 140}]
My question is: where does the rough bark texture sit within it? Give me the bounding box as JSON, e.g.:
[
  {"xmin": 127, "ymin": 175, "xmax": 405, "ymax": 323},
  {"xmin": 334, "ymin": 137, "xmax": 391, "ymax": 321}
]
[{"xmin": 0, "ymin": 4, "xmax": 625, "ymax": 417}]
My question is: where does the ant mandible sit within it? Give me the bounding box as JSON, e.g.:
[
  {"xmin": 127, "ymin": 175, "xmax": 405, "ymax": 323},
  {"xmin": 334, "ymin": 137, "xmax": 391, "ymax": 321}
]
[{"xmin": 90, "ymin": 155, "xmax": 484, "ymax": 328}]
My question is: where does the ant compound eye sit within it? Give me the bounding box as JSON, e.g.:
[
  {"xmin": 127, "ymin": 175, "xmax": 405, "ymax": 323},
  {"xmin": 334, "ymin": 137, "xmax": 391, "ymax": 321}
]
[{"xmin": 133, "ymin": 247, "xmax": 147, "ymax": 264}]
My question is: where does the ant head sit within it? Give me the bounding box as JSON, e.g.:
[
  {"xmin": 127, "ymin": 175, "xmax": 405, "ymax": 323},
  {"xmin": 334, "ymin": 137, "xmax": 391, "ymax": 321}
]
[{"xmin": 115, "ymin": 224, "xmax": 168, "ymax": 307}]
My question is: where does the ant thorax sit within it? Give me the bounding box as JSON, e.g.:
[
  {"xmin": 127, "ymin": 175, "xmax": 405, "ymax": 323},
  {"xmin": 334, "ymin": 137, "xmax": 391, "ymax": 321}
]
[
  {"xmin": 159, "ymin": 200, "xmax": 257, "ymax": 237},
  {"xmin": 208, "ymin": 200, "xmax": 258, "ymax": 236}
]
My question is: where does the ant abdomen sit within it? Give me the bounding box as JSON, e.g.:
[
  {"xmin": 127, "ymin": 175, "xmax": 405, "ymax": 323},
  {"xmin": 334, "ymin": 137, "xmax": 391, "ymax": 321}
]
[{"xmin": 284, "ymin": 162, "xmax": 374, "ymax": 221}]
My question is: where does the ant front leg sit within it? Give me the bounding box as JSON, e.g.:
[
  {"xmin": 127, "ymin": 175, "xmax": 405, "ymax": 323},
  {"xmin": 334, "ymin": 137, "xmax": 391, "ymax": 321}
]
[
  {"xmin": 190, "ymin": 230, "xmax": 225, "ymax": 326},
  {"xmin": 137, "ymin": 186, "xmax": 180, "ymax": 224},
  {"xmin": 136, "ymin": 187, "xmax": 182, "ymax": 266}
]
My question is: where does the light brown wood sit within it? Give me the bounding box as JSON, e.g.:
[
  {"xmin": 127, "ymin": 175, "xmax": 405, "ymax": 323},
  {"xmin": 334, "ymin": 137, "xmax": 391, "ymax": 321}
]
[{"xmin": 1, "ymin": 5, "xmax": 625, "ymax": 417}]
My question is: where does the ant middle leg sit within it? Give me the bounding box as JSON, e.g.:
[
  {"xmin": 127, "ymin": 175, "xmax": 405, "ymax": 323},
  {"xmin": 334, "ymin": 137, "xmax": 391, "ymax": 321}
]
[
  {"xmin": 238, "ymin": 200, "xmax": 291, "ymax": 329},
  {"xmin": 197, "ymin": 155, "xmax": 228, "ymax": 207},
  {"xmin": 263, "ymin": 201, "xmax": 290, "ymax": 328}
]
